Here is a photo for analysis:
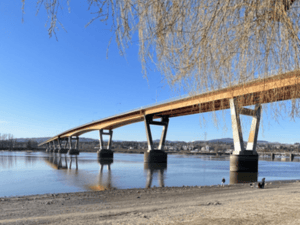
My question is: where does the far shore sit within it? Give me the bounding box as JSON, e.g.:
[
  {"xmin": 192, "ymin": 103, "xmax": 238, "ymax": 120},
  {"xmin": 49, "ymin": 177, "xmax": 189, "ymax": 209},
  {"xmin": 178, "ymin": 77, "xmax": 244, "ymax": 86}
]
[
  {"xmin": 0, "ymin": 148, "xmax": 230, "ymax": 155},
  {"xmin": 2, "ymin": 148, "xmax": 300, "ymax": 157},
  {"xmin": 1, "ymin": 180, "xmax": 300, "ymax": 224}
]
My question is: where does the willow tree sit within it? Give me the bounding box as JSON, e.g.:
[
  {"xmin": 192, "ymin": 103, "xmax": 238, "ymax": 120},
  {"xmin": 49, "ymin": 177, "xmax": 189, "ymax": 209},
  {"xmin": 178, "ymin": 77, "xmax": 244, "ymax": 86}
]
[{"xmin": 24, "ymin": 0, "xmax": 300, "ymax": 119}]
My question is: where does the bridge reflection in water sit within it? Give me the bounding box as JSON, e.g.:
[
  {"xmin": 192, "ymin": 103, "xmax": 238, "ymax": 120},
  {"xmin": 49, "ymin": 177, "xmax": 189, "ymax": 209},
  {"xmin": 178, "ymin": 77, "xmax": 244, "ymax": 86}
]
[
  {"xmin": 42, "ymin": 153, "xmax": 300, "ymax": 189},
  {"xmin": 45, "ymin": 153, "xmax": 78, "ymax": 170},
  {"xmin": 93, "ymin": 158, "xmax": 114, "ymax": 191},
  {"xmin": 144, "ymin": 163, "xmax": 167, "ymax": 188}
]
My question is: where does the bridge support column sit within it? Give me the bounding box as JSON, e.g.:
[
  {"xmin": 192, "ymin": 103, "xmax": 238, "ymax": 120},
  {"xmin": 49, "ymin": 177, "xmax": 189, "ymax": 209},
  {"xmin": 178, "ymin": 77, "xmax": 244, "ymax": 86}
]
[
  {"xmin": 46, "ymin": 143, "xmax": 50, "ymax": 152},
  {"xmin": 48, "ymin": 143, "xmax": 53, "ymax": 153},
  {"xmin": 144, "ymin": 115, "xmax": 169, "ymax": 163},
  {"xmin": 229, "ymin": 98, "xmax": 261, "ymax": 172},
  {"xmin": 54, "ymin": 140, "xmax": 60, "ymax": 153},
  {"xmin": 290, "ymin": 153, "xmax": 294, "ymax": 161},
  {"xmin": 51, "ymin": 141, "xmax": 57, "ymax": 153},
  {"xmin": 68, "ymin": 136, "xmax": 80, "ymax": 155},
  {"xmin": 271, "ymin": 153, "xmax": 275, "ymax": 161},
  {"xmin": 64, "ymin": 138, "xmax": 68, "ymax": 149},
  {"xmin": 97, "ymin": 129, "xmax": 114, "ymax": 158},
  {"xmin": 57, "ymin": 138, "xmax": 68, "ymax": 154},
  {"xmin": 229, "ymin": 171, "xmax": 258, "ymax": 184},
  {"xmin": 57, "ymin": 138, "xmax": 67, "ymax": 154}
]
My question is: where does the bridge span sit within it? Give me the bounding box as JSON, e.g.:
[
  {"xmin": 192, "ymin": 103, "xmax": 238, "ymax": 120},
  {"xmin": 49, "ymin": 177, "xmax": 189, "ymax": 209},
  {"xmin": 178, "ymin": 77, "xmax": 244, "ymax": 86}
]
[{"xmin": 39, "ymin": 70, "xmax": 300, "ymax": 172}]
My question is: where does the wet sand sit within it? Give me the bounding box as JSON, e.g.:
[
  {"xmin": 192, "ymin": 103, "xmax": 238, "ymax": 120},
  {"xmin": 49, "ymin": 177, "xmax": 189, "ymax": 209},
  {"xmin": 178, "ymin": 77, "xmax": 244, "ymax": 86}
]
[{"xmin": 1, "ymin": 180, "xmax": 300, "ymax": 224}]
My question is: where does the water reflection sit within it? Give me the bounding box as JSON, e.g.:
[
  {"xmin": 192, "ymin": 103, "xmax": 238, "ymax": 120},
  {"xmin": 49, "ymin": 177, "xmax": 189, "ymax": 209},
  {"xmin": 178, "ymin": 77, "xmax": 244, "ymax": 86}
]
[
  {"xmin": 89, "ymin": 158, "xmax": 114, "ymax": 191},
  {"xmin": 3, "ymin": 151, "xmax": 300, "ymax": 197},
  {"xmin": 45, "ymin": 154, "xmax": 78, "ymax": 170},
  {"xmin": 144, "ymin": 163, "xmax": 167, "ymax": 188},
  {"xmin": 69, "ymin": 155, "xmax": 78, "ymax": 170},
  {"xmin": 98, "ymin": 158, "xmax": 113, "ymax": 172},
  {"xmin": 229, "ymin": 172, "xmax": 258, "ymax": 184},
  {"xmin": 58, "ymin": 155, "xmax": 68, "ymax": 169},
  {"xmin": 0, "ymin": 154, "xmax": 17, "ymax": 169},
  {"xmin": 25, "ymin": 153, "xmax": 38, "ymax": 166}
]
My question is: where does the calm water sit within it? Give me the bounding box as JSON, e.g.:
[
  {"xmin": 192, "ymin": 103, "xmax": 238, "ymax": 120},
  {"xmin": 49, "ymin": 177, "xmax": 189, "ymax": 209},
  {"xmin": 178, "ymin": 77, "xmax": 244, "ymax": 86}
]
[{"xmin": 1, "ymin": 151, "xmax": 300, "ymax": 197}]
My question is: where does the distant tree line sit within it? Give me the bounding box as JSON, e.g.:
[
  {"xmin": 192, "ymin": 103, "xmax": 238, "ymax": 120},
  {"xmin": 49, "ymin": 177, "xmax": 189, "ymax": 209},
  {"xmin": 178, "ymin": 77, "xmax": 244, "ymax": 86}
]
[
  {"xmin": 0, "ymin": 133, "xmax": 38, "ymax": 150},
  {"xmin": 0, "ymin": 133, "xmax": 15, "ymax": 149}
]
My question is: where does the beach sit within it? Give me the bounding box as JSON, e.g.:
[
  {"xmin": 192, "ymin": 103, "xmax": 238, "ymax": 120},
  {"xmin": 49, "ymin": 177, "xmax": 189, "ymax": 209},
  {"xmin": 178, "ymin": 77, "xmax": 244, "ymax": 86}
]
[{"xmin": 1, "ymin": 180, "xmax": 300, "ymax": 224}]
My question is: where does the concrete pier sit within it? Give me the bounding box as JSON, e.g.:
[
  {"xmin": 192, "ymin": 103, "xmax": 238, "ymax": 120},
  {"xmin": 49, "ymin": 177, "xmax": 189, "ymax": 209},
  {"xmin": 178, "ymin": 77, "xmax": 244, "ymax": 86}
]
[
  {"xmin": 97, "ymin": 149, "xmax": 113, "ymax": 158},
  {"xmin": 144, "ymin": 150, "xmax": 167, "ymax": 163},
  {"xmin": 68, "ymin": 149, "xmax": 80, "ymax": 155},
  {"xmin": 230, "ymin": 154, "xmax": 259, "ymax": 172},
  {"xmin": 97, "ymin": 129, "xmax": 114, "ymax": 159},
  {"xmin": 58, "ymin": 148, "xmax": 69, "ymax": 154},
  {"xmin": 143, "ymin": 115, "xmax": 169, "ymax": 163},
  {"xmin": 271, "ymin": 153, "xmax": 275, "ymax": 161},
  {"xmin": 67, "ymin": 136, "xmax": 80, "ymax": 155},
  {"xmin": 229, "ymin": 98, "xmax": 261, "ymax": 172},
  {"xmin": 229, "ymin": 171, "xmax": 258, "ymax": 184},
  {"xmin": 98, "ymin": 157, "xmax": 113, "ymax": 166}
]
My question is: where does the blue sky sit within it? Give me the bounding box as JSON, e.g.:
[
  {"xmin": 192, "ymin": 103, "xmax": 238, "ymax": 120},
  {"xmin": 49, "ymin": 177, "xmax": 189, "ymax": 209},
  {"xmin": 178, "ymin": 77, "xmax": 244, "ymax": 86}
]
[{"xmin": 0, "ymin": 1, "xmax": 300, "ymax": 144}]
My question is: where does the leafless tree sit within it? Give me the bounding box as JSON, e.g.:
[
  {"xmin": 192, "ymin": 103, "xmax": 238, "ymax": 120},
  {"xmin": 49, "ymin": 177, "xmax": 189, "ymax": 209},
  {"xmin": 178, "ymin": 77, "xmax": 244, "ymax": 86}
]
[
  {"xmin": 23, "ymin": 1, "xmax": 300, "ymax": 119},
  {"xmin": 0, "ymin": 133, "xmax": 15, "ymax": 149}
]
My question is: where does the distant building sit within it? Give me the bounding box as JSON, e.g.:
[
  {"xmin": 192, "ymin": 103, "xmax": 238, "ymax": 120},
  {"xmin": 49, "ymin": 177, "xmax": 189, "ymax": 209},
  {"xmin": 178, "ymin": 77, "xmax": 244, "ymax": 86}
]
[{"xmin": 201, "ymin": 145, "xmax": 210, "ymax": 152}]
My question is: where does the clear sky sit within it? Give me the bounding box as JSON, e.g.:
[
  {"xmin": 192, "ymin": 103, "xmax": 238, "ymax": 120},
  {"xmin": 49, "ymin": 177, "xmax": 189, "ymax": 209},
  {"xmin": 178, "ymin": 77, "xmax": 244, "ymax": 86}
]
[{"xmin": 1, "ymin": 1, "xmax": 300, "ymax": 144}]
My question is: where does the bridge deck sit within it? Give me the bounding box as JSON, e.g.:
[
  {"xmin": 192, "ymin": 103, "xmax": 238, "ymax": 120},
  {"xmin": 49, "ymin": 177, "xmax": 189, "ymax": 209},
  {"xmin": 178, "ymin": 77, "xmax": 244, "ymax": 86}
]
[{"xmin": 39, "ymin": 71, "xmax": 300, "ymax": 146}]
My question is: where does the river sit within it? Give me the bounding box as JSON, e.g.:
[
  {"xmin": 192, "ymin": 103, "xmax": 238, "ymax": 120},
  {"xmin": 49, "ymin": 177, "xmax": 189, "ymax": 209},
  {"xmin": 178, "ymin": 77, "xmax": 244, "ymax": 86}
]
[{"xmin": 1, "ymin": 151, "xmax": 300, "ymax": 197}]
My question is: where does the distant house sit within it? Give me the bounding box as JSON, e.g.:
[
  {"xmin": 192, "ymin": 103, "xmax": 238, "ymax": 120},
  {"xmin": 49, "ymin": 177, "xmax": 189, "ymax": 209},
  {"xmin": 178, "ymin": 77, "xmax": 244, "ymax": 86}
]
[{"xmin": 201, "ymin": 145, "xmax": 210, "ymax": 152}]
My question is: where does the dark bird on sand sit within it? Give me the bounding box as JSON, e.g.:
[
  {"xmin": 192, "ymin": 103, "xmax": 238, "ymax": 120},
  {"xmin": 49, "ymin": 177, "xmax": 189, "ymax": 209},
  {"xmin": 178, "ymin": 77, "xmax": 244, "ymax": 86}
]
[
  {"xmin": 221, "ymin": 178, "xmax": 225, "ymax": 186},
  {"xmin": 258, "ymin": 178, "xmax": 265, "ymax": 189}
]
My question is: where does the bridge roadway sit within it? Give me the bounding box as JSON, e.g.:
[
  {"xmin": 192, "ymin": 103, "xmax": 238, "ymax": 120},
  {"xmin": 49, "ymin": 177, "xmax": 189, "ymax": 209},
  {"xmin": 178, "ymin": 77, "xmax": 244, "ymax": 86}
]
[
  {"xmin": 40, "ymin": 70, "xmax": 300, "ymax": 145},
  {"xmin": 40, "ymin": 70, "xmax": 300, "ymax": 171}
]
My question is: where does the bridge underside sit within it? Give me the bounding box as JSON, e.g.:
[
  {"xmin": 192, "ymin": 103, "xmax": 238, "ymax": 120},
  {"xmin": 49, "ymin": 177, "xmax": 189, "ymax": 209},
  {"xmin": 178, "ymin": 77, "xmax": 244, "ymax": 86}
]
[{"xmin": 39, "ymin": 71, "xmax": 300, "ymax": 146}]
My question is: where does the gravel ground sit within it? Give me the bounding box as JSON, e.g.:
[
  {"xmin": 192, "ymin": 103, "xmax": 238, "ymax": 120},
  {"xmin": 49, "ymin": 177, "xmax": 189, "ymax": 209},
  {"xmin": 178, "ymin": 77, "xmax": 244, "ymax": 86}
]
[{"xmin": 1, "ymin": 180, "xmax": 300, "ymax": 224}]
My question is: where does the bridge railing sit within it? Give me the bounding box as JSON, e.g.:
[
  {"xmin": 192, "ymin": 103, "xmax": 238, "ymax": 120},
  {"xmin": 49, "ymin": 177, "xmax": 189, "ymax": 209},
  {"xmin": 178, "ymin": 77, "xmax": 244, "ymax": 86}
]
[
  {"xmin": 44, "ymin": 68, "xmax": 299, "ymax": 142},
  {"xmin": 89, "ymin": 68, "xmax": 296, "ymax": 124}
]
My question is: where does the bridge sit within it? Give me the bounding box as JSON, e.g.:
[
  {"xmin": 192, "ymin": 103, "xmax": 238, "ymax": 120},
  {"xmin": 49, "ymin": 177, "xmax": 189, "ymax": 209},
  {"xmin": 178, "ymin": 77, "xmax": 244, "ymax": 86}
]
[{"xmin": 39, "ymin": 70, "xmax": 300, "ymax": 172}]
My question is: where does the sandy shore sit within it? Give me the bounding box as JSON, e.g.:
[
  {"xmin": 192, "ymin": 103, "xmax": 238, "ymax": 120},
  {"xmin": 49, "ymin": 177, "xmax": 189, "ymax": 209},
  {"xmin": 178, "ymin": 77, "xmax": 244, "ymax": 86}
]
[{"xmin": 1, "ymin": 180, "xmax": 300, "ymax": 224}]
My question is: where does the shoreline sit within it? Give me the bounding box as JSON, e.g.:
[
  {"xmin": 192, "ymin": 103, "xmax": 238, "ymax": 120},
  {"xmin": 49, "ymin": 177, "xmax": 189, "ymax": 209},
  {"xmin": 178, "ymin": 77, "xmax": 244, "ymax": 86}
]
[
  {"xmin": 2, "ymin": 148, "xmax": 299, "ymax": 157},
  {"xmin": 1, "ymin": 178, "xmax": 299, "ymax": 199},
  {"xmin": 1, "ymin": 180, "xmax": 300, "ymax": 224}
]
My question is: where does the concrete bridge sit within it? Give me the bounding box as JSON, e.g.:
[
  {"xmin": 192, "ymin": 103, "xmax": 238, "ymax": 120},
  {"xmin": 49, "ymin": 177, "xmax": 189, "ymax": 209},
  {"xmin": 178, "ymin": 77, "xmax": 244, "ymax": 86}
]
[
  {"xmin": 261, "ymin": 152, "xmax": 300, "ymax": 161},
  {"xmin": 39, "ymin": 70, "xmax": 300, "ymax": 173}
]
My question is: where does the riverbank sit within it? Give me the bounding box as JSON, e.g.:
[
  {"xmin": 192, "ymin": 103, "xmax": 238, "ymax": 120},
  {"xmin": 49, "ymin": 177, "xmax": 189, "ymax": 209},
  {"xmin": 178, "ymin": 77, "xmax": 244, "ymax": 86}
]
[
  {"xmin": 3, "ymin": 148, "xmax": 300, "ymax": 157},
  {"xmin": 1, "ymin": 180, "xmax": 300, "ymax": 224},
  {"xmin": 1, "ymin": 148, "xmax": 230, "ymax": 156}
]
